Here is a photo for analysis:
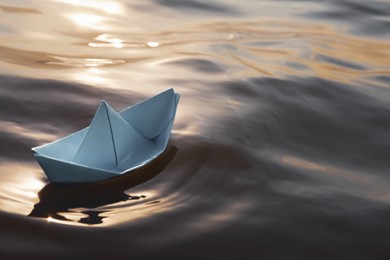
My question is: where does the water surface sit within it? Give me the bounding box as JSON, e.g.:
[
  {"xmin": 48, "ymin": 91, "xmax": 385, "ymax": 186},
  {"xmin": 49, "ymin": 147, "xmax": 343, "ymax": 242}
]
[{"xmin": 1, "ymin": 0, "xmax": 390, "ymax": 259}]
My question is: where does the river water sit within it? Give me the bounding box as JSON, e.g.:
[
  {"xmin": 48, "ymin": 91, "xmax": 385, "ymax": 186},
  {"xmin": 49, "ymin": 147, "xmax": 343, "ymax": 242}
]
[{"xmin": 1, "ymin": 0, "xmax": 390, "ymax": 259}]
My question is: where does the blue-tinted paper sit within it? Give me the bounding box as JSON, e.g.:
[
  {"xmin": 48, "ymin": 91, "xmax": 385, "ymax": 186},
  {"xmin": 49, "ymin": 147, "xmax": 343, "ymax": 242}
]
[{"xmin": 32, "ymin": 89, "xmax": 180, "ymax": 184}]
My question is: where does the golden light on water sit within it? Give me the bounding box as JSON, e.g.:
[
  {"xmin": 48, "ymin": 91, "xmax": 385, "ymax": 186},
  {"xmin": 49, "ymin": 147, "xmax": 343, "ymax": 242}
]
[
  {"xmin": 89, "ymin": 34, "xmax": 124, "ymax": 48},
  {"xmin": 0, "ymin": 163, "xmax": 45, "ymax": 215},
  {"xmin": 147, "ymin": 41, "xmax": 160, "ymax": 48},
  {"xmin": 74, "ymin": 72, "xmax": 106, "ymax": 85},
  {"xmin": 280, "ymin": 155, "xmax": 370, "ymax": 184},
  {"xmin": 46, "ymin": 56, "xmax": 125, "ymax": 68},
  {"xmin": 83, "ymin": 58, "xmax": 115, "ymax": 67},
  {"xmin": 56, "ymin": 0, "xmax": 123, "ymax": 14},
  {"xmin": 0, "ymin": 121, "xmax": 58, "ymax": 144},
  {"xmin": 46, "ymin": 216, "xmax": 87, "ymax": 226},
  {"xmin": 95, "ymin": 34, "xmax": 115, "ymax": 42},
  {"xmin": 88, "ymin": 68, "xmax": 105, "ymax": 74},
  {"xmin": 36, "ymin": 189, "xmax": 172, "ymax": 226},
  {"xmin": 0, "ymin": 0, "xmax": 389, "ymax": 230},
  {"xmin": 112, "ymin": 41, "xmax": 123, "ymax": 49},
  {"xmin": 69, "ymin": 13, "xmax": 105, "ymax": 29}
]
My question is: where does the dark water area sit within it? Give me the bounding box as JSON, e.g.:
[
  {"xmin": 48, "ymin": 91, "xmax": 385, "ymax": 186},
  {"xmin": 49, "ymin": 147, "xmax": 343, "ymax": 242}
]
[{"xmin": 1, "ymin": 0, "xmax": 390, "ymax": 259}]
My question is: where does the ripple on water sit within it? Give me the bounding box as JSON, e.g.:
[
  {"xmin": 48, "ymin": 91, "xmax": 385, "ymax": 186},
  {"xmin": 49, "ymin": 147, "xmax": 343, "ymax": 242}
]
[{"xmin": 0, "ymin": 0, "xmax": 390, "ymax": 258}]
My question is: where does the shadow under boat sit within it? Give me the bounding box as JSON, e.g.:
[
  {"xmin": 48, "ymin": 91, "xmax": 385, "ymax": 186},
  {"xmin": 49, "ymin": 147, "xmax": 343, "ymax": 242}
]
[{"xmin": 28, "ymin": 145, "xmax": 178, "ymax": 225}]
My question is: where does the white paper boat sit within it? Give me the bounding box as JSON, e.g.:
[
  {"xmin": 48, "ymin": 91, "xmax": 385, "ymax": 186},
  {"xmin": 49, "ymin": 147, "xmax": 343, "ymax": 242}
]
[{"xmin": 32, "ymin": 89, "xmax": 180, "ymax": 184}]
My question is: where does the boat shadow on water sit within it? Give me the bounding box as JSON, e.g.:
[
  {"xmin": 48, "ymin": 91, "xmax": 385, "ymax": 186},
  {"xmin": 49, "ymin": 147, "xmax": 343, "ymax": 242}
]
[{"xmin": 28, "ymin": 145, "xmax": 178, "ymax": 225}]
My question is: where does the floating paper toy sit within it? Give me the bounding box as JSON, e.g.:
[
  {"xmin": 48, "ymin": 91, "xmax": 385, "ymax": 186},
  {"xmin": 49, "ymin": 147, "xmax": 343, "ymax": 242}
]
[{"xmin": 32, "ymin": 89, "xmax": 180, "ymax": 184}]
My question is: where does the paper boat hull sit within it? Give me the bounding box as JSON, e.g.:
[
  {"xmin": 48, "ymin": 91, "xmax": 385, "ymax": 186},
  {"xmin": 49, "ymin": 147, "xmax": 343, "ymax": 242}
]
[
  {"xmin": 32, "ymin": 89, "xmax": 180, "ymax": 184},
  {"xmin": 34, "ymin": 154, "xmax": 120, "ymax": 183}
]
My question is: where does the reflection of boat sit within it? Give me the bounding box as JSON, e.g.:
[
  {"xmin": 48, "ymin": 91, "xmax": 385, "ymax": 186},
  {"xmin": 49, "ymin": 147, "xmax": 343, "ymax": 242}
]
[
  {"xmin": 29, "ymin": 146, "xmax": 178, "ymax": 225},
  {"xmin": 32, "ymin": 89, "xmax": 180, "ymax": 184}
]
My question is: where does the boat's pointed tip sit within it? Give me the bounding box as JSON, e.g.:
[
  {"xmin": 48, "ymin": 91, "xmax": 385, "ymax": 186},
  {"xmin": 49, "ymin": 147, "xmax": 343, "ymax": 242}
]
[
  {"xmin": 162, "ymin": 88, "xmax": 176, "ymax": 97},
  {"xmin": 161, "ymin": 88, "xmax": 174, "ymax": 94},
  {"xmin": 98, "ymin": 100, "xmax": 113, "ymax": 111}
]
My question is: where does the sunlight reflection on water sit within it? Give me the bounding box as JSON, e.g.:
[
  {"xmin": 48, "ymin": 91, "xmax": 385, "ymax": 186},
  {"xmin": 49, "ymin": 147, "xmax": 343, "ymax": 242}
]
[
  {"xmin": 0, "ymin": 163, "xmax": 44, "ymax": 215},
  {"xmin": 0, "ymin": 0, "xmax": 389, "ymax": 242},
  {"xmin": 56, "ymin": 0, "xmax": 124, "ymax": 14}
]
